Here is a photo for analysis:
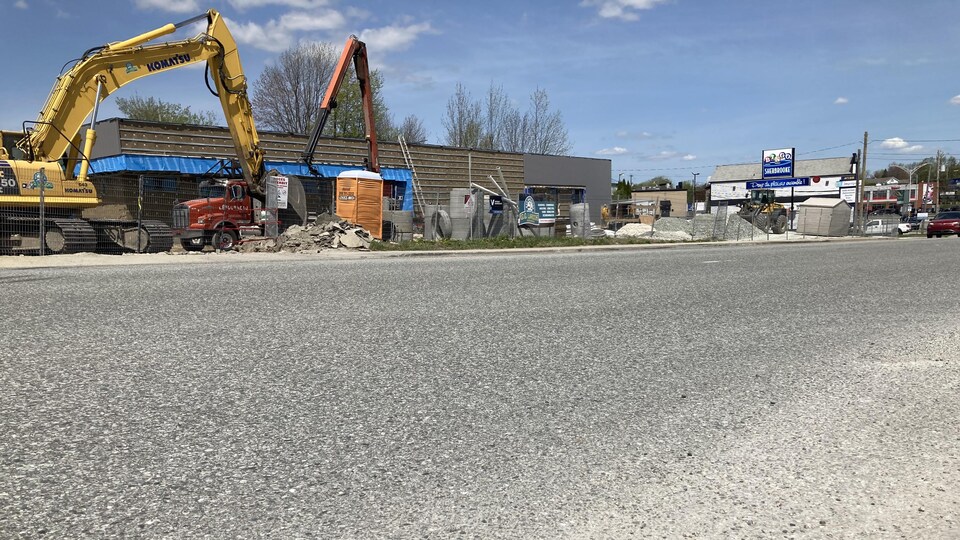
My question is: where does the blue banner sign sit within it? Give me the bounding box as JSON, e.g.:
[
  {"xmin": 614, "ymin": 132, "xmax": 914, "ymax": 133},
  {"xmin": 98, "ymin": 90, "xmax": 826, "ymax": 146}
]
[
  {"xmin": 518, "ymin": 195, "xmax": 557, "ymax": 226},
  {"xmin": 761, "ymin": 147, "xmax": 795, "ymax": 179},
  {"xmin": 746, "ymin": 177, "xmax": 811, "ymax": 190}
]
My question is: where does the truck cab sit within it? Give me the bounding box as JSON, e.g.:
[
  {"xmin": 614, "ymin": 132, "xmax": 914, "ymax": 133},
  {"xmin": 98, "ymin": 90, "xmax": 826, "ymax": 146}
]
[{"xmin": 172, "ymin": 179, "xmax": 261, "ymax": 251}]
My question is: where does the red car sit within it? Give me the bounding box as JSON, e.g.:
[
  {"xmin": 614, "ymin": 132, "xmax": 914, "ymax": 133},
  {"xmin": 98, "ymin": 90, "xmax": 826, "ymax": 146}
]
[{"xmin": 926, "ymin": 211, "xmax": 960, "ymax": 238}]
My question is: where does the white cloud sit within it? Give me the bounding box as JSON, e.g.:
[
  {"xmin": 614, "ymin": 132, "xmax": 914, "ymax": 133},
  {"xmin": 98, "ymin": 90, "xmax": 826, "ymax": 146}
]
[
  {"xmin": 224, "ymin": 17, "xmax": 293, "ymax": 52},
  {"xmin": 880, "ymin": 137, "xmax": 924, "ymax": 153},
  {"xmin": 359, "ymin": 22, "xmax": 433, "ymax": 52},
  {"xmin": 596, "ymin": 146, "xmax": 629, "ymax": 156},
  {"xmin": 278, "ymin": 10, "xmax": 346, "ymax": 31},
  {"xmin": 834, "ymin": 97, "xmax": 848, "ymax": 105},
  {"xmin": 615, "ymin": 130, "xmax": 654, "ymax": 140},
  {"xmin": 682, "ymin": 154, "xmax": 696, "ymax": 161},
  {"xmin": 134, "ymin": 0, "xmax": 199, "ymax": 13},
  {"xmin": 227, "ymin": 0, "xmax": 330, "ymax": 9},
  {"xmin": 950, "ymin": 95, "xmax": 960, "ymax": 105},
  {"xmin": 14, "ymin": 0, "xmax": 27, "ymax": 9},
  {"xmin": 650, "ymin": 151, "xmax": 678, "ymax": 161},
  {"xmin": 580, "ymin": 0, "xmax": 669, "ymax": 21},
  {"xmin": 224, "ymin": 9, "xmax": 348, "ymax": 52}
]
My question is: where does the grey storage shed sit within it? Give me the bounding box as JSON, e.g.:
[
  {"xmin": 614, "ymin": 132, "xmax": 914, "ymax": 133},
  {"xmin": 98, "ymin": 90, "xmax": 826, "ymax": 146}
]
[{"xmin": 796, "ymin": 198, "xmax": 851, "ymax": 236}]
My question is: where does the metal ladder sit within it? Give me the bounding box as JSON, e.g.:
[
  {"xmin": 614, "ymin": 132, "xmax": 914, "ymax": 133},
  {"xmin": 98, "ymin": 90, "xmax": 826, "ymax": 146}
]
[{"xmin": 398, "ymin": 135, "xmax": 426, "ymax": 218}]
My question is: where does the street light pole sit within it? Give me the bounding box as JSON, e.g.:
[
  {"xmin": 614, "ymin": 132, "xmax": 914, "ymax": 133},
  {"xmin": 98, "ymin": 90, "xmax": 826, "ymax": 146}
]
[
  {"xmin": 691, "ymin": 172, "xmax": 700, "ymax": 214},
  {"xmin": 889, "ymin": 163, "xmax": 929, "ymax": 217}
]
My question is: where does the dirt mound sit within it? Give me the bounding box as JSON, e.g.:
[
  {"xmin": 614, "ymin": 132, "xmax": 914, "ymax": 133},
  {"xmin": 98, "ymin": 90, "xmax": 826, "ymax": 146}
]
[{"xmin": 238, "ymin": 215, "xmax": 373, "ymax": 253}]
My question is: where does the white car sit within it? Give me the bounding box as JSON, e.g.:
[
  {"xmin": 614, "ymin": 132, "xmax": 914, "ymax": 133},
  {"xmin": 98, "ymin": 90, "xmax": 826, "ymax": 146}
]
[{"xmin": 863, "ymin": 218, "xmax": 910, "ymax": 236}]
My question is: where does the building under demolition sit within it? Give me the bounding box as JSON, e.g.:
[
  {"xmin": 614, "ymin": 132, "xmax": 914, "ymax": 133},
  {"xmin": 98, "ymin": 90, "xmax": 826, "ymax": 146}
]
[{"xmin": 76, "ymin": 118, "xmax": 611, "ymax": 235}]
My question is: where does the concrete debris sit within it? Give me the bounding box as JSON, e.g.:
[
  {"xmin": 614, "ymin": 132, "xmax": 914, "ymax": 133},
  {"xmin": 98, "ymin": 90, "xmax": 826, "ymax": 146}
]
[{"xmin": 238, "ymin": 215, "xmax": 373, "ymax": 253}]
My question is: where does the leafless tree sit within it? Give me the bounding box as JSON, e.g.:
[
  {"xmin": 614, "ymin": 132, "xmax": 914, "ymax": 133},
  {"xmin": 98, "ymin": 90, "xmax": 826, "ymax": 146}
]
[
  {"xmin": 501, "ymin": 107, "xmax": 527, "ymax": 154},
  {"xmin": 480, "ymin": 83, "xmax": 510, "ymax": 151},
  {"xmin": 442, "ymin": 83, "xmax": 483, "ymax": 148},
  {"xmin": 442, "ymin": 83, "xmax": 570, "ymax": 155},
  {"xmin": 524, "ymin": 88, "xmax": 570, "ymax": 155},
  {"xmin": 397, "ymin": 114, "xmax": 428, "ymax": 144},
  {"xmin": 251, "ymin": 42, "xmax": 395, "ymax": 139},
  {"xmin": 252, "ymin": 42, "xmax": 338, "ymax": 134}
]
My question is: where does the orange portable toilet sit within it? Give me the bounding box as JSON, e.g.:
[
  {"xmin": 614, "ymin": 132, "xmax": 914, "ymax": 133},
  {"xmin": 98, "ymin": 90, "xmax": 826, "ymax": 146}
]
[{"xmin": 336, "ymin": 170, "xmax": 384, "ymax": 239}]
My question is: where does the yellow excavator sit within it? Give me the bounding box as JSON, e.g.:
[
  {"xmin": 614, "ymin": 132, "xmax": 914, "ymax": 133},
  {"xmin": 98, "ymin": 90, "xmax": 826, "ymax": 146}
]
[{"xmin": 0, "ymin": 9, "xmax": 269, "ymax": 254}]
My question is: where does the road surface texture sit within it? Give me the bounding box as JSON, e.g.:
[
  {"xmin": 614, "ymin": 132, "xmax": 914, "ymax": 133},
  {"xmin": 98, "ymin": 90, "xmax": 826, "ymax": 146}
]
[{"xmin": 1, "ymin": 239, "xmax": 958, "ymax": 539}]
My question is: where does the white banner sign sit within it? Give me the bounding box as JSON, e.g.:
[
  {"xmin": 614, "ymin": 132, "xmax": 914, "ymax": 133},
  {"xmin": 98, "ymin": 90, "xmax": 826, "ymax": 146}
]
[{"xmin": 275, "ymin": 176, "xmax": 289, "ymax": 209}]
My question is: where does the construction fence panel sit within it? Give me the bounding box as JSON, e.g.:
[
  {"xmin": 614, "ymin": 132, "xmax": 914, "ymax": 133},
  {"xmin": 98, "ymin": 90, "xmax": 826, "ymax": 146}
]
[{"xmin": 0, "ymin": 172, "xmax": 336, "ymax": 255}]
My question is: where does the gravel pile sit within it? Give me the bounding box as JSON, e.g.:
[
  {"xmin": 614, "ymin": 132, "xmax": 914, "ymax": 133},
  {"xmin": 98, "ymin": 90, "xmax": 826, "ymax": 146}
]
[
  {"xmin": 238, "ymin": 215, "xmax": 373, "ymax": 253},
  {"xmin": 649, "ymin": 214, "xmax": 767, "ymax": 241},
  {"xmin": 614, "ymin": 223, "xmax": 653, "ymax": 237}
]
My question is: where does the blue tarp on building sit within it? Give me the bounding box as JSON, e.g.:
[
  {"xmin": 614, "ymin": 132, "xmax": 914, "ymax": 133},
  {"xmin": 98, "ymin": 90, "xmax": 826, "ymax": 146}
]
[{"xmin": 83, "ymin": 154, "xmax": 414, "ymax": 211}]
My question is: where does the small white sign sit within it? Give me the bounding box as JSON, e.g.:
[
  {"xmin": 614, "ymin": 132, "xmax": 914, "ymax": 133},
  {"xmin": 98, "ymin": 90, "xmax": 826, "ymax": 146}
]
[{"xmin": 275, "ymin": 176, "xmax": 289, "ymax": 209}]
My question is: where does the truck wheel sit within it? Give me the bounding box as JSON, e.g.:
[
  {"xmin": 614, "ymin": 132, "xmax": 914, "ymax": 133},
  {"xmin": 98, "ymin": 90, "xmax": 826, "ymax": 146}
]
[{"xmin": 212, "ymin": 228, "xmax": 238, "ymax": 250}]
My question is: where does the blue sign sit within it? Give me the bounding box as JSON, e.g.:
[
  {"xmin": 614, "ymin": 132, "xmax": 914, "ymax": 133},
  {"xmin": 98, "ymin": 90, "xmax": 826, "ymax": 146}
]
[
  {"xmin": 746, "ymin": 177, "xmax": 811, "ymax": 190},
  {"xmin": 950, "ymin": 178, "xmax": 960, "ymax": 186},
  {"xmin": 762, "ymin": 147, "xmax": 795, "ymax": 179},
  {"xmin": 517, "ymin": 195, "xmax": 557, "ymax": 226}
]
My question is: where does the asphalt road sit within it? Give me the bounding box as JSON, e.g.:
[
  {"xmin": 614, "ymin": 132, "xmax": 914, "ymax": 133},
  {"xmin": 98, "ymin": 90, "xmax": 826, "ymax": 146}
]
[{"xmin": 1, "ymin": 239, "xmax": 958, "ymax": 539}]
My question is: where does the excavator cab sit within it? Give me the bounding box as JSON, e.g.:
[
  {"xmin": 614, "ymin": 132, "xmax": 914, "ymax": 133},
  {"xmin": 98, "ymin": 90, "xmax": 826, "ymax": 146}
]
[{"xmin": 1, "ymin": 131, "xmax": 26, "ymax": 160}]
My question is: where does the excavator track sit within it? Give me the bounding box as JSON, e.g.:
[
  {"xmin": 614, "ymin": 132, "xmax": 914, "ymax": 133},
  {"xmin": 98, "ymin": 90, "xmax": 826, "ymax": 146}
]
[
  {"xmin": 88, "ymin": 219, "xmax": 174, "ymax": 253},
  {"xmin": 45, "ymin": 219, "xmax": 99, "ymax": 254},
  {"xmin": 140, "ymin": 220, "xmax": 174, "ymax": 253}
]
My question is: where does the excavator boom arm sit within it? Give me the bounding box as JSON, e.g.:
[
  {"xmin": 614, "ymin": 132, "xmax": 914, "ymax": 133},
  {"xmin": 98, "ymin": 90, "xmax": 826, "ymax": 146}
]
[
  {"xmin": 20, "ymin": 10, "xmax": 265, "ymax": 194},
  {"xmin": 301, "ymin": 35, "xmax": 379, "ymax": 173}
]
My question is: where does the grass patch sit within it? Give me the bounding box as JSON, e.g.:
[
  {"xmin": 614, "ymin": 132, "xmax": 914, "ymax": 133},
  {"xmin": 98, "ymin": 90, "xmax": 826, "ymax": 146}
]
[{"xmin": 370, "ymin": 235, "xmax": 661, "ymax": 251}]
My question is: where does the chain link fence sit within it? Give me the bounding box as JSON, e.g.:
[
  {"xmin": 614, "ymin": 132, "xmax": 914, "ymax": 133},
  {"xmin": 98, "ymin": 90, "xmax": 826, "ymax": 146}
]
[{"xmin": 1, "ymin": 172, "xmax": 335, "ymax": 255}]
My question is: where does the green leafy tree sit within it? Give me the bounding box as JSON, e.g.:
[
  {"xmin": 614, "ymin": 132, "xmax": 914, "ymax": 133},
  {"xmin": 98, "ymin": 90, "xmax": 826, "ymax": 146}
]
[
  {"xmin": 613, "ymin": 179, "xmax": 632, "ymax": 200},
  {"xmin": 635, "ymin": 175, "xmax": 672, "ymax": 188},
  {"xmin": 326, "ymin": 69, "xmax": 395, "ymax": 139},
  {"xmin": 115, "ymin": 95, "xmax": 219, "ymax": 125}
]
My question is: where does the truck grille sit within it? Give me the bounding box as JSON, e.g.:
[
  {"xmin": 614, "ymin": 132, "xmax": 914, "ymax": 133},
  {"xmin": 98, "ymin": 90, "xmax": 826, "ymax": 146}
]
[{"xmin": 172, "ymin": 204, "xmax": 190, "ymax": 230}]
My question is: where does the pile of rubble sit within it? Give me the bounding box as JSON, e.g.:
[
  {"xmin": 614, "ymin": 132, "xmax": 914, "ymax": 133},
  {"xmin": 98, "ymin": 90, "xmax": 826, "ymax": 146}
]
[
  {"xmin": 645, "ymin": 214, "xmax": 768, "ymax": 241},
  {"xmin": 238, "ymin": 215, "xmax": 373, "ymax": 253}
]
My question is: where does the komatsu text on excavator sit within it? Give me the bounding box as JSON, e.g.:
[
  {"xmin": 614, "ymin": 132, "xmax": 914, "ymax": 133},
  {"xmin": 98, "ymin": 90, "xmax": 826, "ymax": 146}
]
[{"xmin": 0, "ymin": 9, "xmax": 275, "ymax": 254}]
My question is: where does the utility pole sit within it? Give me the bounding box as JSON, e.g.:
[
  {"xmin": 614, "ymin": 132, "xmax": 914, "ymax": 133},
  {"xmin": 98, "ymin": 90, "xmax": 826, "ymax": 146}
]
[
  {"xmin": 857, "ymin": 131, "xmax": 868, "ymax": 233},
  {"xmin": 936, "ymin": 149, "xmax": 944, "ymax": 213},
  {"xmin": 691, "ymin": 172, "xmax": 700, "ymax": 215}
]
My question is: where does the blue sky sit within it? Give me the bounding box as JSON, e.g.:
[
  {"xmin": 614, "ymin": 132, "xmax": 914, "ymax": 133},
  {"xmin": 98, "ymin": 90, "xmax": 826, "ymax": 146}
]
[{"xmin": 3, "ymin": 0, "xmax": 959, "ymax": 182}]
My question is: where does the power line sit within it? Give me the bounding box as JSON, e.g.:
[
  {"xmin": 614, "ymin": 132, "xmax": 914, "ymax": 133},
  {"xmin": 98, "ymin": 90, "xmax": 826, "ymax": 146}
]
[
  {"xmin": 797, "ymin": 141, "xmax": 861, "ymax": 156},
  {"xmin": 613, "ymin": 140, "xmax": 959, "ymax": 175}
]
